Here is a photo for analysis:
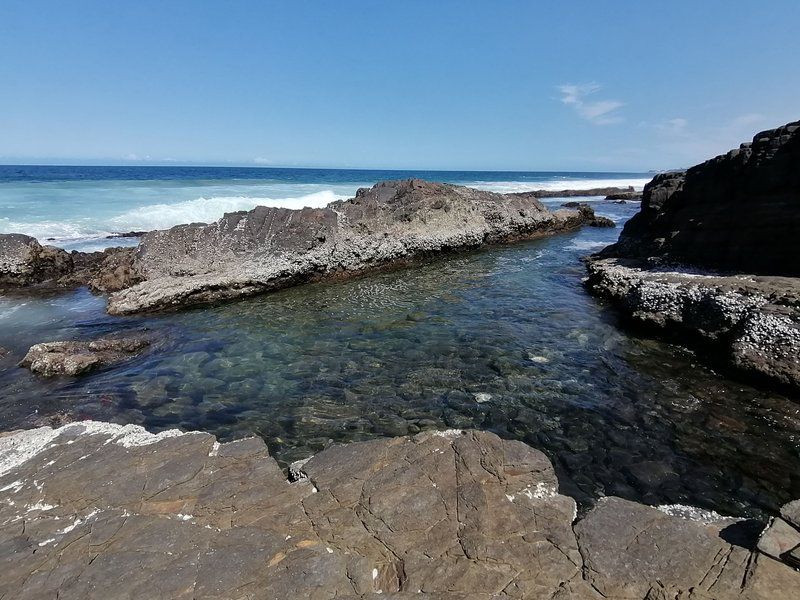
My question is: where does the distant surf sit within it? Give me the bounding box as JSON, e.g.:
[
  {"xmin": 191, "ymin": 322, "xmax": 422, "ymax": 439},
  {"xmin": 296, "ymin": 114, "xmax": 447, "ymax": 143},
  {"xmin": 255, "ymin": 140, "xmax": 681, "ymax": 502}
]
[{"xmin": 0, "ymin": 166, "xmax": 652, "ymax": 251}]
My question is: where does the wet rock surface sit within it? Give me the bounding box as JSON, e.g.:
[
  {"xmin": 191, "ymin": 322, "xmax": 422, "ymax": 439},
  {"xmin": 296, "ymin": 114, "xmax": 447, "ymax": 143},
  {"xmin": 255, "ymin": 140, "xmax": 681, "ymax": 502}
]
[
  {"xmin": 586, "ymin": 258, "xmax": 800, "ymax": 391},
  {"xmin": 19, "ymin": 332, "xmax": 152, "ymax": 377},
  {"xmin": 0, "ymin": 424, "xmax": 797, "ymax": 599},
  {"xmin": 106, "ymin": 179, "xmax": 593, "ymax": 314}
]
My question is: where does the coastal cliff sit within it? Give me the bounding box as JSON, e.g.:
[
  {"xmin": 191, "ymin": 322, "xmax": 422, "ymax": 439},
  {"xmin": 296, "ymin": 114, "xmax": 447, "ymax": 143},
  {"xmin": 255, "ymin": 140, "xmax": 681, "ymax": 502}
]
[
  {"xmin": 599, "ymin": 120, "xmax": 799, "ymax": 275},
  {"xmin": 1, "ymin": 423, "xmax": 798, "ymax": 598},
  {"xmin": 588, "ymin": 120, "xmax": 800, "ymax": 391}
]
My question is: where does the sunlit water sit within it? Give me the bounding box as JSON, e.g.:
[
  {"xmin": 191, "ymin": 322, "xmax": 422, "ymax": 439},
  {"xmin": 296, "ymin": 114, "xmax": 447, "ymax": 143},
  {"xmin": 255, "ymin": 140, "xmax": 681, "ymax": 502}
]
[{"xmin": 0, "ymin": 169, "xmax": 798, "ymax": 521}]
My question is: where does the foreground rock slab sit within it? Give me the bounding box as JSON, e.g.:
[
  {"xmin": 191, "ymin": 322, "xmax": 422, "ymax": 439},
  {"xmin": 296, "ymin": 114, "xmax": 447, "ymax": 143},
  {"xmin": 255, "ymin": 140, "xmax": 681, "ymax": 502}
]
[
  {"xmin": 19, "ymin": 332, "xmax": 151, "ymax": 376},
  {"xmin": 106, "ymin": 179, "xmax": 593, "ymax": 314},
  {"xmin": 0, "ymin": 424, "xmax": 797, "ymax": 599}
]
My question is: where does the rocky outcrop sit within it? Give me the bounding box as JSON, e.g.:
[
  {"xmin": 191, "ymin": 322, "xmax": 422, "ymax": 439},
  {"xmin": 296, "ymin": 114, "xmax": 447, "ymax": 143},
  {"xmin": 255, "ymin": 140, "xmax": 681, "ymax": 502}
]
[
  {"xmin": 0, "ymin": 234, "xmax": 73, "ymax": 286},
  {"xmin": 19, "ymin": 332, "xmax": 151, "ymax": 376},
  {"xmin": 0, "ymin": 424, "xmax": 797, "ymax": 599},
  {"xmin": 600, "ymin": 121, "xmax": 800, "ymax": 276},
  {"xmin": 106, "ymin": 179, "xmax": 594, "ymax": 314},
  {"xmin": 509, "ymin": 186, "xmax": 639, "ymax": 199},
  {"xmin": 585, "ymin": 259, "xmax": 800, "ymax": 391},
  {"xmin": 0, "ymin": 234, "xmax": 139, "ymax": 293},
  {"xmin": 604, "ymin": 191, "xmax": 642, "ymax": 201},
  {"xmin": 588, "ymin": 121, "xmax": 800, "ymax": 392}
]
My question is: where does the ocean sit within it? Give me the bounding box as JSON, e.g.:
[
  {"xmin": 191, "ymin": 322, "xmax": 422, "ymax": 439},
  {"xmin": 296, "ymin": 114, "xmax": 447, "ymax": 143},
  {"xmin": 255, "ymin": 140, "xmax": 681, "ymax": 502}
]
[
  {"xmin": 0, "ymin": 165, "xmax": 651, "ymax": 251},
  {"xmin": 1, "ymin": 165, "xmax": 798, "ymax": 520}
]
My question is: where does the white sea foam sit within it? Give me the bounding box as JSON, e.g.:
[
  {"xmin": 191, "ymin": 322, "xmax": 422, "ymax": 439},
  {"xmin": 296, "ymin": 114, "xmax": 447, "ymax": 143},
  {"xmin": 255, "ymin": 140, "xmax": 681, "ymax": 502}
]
[
  {"xmin": 468, "ymin": 178, "xmax": 651, "ymax": 195},
  {"xmin": 565, "ymin": 239, "xmax": 610, "ymax": 251},
  {"xmin": 0, "ymin": 190, "xmax": 348, "ymax": 251},
  {"xmin": 106, "ymin": 190, "xmax": 345, "ymax": 232}
]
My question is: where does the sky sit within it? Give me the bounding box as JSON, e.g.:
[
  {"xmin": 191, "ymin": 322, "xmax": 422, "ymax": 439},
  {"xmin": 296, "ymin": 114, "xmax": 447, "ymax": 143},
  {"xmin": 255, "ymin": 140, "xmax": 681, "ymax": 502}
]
[{"xmin": 1, "ymin": 1, "xmax": 798, "ymax": 171}]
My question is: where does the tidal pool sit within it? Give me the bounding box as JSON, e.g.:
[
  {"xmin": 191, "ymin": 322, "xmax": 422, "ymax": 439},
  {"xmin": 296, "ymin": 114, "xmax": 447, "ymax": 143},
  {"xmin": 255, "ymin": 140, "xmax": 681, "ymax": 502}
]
[{"xmin": 1, "ymin": 199, "xmax": 798, "ymax": 520}]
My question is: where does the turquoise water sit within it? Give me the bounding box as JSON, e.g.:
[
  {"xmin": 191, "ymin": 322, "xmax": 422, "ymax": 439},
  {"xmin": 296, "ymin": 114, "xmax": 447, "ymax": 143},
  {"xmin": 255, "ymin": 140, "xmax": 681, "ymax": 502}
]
[
  {"xmin": 0, "ymin": 166, "xmax": 797, "ymax": 520},
  {"xmin": 0, "ymin": 165, "xmax": 650, "ymax": 250}
]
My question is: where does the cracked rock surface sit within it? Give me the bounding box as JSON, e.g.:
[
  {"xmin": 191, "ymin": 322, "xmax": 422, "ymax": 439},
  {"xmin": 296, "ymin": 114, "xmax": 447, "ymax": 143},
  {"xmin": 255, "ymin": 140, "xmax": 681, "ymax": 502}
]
[{"xmin": 1, "ymin": 423, "xmax": 798, "ymax": 599}]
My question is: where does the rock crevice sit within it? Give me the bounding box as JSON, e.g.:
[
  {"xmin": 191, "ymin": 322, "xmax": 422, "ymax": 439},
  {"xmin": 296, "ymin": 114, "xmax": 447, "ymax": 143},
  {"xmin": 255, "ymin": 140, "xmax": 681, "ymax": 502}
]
[{"xmin": 1, "ymin": 423, "xmax": 797, "ymax": 598}]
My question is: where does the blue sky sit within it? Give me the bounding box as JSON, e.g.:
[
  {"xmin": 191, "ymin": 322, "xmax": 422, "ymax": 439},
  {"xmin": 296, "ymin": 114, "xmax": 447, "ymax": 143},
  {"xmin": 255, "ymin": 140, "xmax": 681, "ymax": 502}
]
[{"xmin": 1, "ymin": 1, "xmax": 798, "ymax": 171}]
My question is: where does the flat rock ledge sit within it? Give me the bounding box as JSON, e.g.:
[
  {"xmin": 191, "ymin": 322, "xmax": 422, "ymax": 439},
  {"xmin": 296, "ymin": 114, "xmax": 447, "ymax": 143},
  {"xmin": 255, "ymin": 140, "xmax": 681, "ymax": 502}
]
[
  {"xmin": 586, "ymin": 258, "xmax": 800, "ymax": 392},
  {"xmin": 105, "ymin": 179, "xmax": 596, "ymax": 315},
  {"xmin": 0, "ymin": 423, "xmax": 797, "ymax": 599}
]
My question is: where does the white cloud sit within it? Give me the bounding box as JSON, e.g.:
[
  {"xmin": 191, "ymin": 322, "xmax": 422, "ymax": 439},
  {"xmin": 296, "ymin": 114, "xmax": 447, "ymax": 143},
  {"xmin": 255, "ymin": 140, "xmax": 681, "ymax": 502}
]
[
  {"xmin": 253, "ymin": 157, "xmax": 272, "ymax": 165},
  {"xmin": 558, "ymin": 83, "xmax": 624, "ymax": 125},
  {"xmin": 655, "ymin": 117, "xmax": 689, "ymax": 135},
  {"xmin": 729, "ymin": 113, "xmax": 765, "ymax": 128}
]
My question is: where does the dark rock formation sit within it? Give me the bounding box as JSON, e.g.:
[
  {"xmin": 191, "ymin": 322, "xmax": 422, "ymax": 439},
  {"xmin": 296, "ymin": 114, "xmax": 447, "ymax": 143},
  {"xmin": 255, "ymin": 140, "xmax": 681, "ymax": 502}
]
[
  {"xmin": 106, "ymin": 179, "xmax": 593, "ymax": 314},
  {"xmin": 19, "ymin": 332, "xmax": 151, "ymax": 376},
  {"xmin": 106, "ymin": 230, "xmax": 147, "ymax": 239},
  {"xmin": 0, "ymin": 346, "xmax": 9, "ymax": 358},
  {"xmin": 0, "ymin": 234, "xmax": 73, "ymax": 286},
  {"xmin": 588, "ymin": 120, "xmax": 800, "ymax": 392},
  {"xmin": 600, "ymin": 121, "xmax": 800, "ymax": 276},
  {"xmin": 604, "ymin": 191, "xmax": 642, "ymax": 201},
  {"xmin": 509, "ymin": 185, "xmax": 638, "ymax": 199},
  {"xmin": 66, "ymin": 247, "xmax": 141, "ymax": 293},
  {"xmin": 0, "ymin": 234, "xmax": 138, "ymax": 293},
  {"xmin": 0, "ymin": 424, "xmax": 797, "ymax": 598}
]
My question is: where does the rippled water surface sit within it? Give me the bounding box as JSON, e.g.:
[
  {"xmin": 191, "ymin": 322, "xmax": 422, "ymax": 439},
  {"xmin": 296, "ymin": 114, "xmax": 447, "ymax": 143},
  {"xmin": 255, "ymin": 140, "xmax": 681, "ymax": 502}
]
[{"xmin": 1, "ymin": 199, "xmax": 798, "ymax": 520}]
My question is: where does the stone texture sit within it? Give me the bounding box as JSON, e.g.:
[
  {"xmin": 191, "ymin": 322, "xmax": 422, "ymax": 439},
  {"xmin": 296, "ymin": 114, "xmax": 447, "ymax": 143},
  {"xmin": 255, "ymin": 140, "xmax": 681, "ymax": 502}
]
[
  {"xmin": 600, "ymin": 120, "xmax": 800, "ymax": 276},
  {"xmin": 105, "ymin": 179, "xmax": 593, "ymax": 314},
  {"xmin": 757, "ymin": 517, "xmax": 800, "ymax": 561},
  {"xmin": 0, "ymin": 424, "xmax": 798, "ymax": 599},
  {"xmin": 781, "ymin": 499, "xmax": 800, "ymax": 529},
  {"xmin": 0, "ymin": 233, "xmax": 73, "ymax": 287},
  {"xmin": 508, "ymin": 186, "xmax": 638, "ymax": 199},
  {"xmin": 0, "ymin": 233, "xmax": 138, "ymax": 292},
  {"xmin": 19, "ymin": 332, "xmax": 151, "ymax": 376},
  {"xmin": 586, "ymin": 120, "xmax": 800, "ymax": 393},
  {"xmin": 585, "ymin": 258, "xmax": 800, "ymax": 391},
  {"xmin": 575, "ymin": 496, "xmax": 751, "ymax": 599}
]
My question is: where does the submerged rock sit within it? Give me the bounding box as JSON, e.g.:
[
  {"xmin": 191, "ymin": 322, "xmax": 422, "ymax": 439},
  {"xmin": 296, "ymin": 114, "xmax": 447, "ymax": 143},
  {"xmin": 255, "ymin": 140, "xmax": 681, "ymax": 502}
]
[
  {"xmin": 0, "ymin": 423, "xmax": 797, "ymax": 598},
  {"xmin": 19, "ymin": 332, "xmax": 151, "ymax": 376},
  {"xmin": 106, "ymin": 179, "xmax": 593, "ymax": 314}
]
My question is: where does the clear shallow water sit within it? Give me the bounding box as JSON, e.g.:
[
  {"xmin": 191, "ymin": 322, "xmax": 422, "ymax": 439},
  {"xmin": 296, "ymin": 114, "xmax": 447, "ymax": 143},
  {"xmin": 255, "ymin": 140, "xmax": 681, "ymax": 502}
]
[{"xmin": 0, "ymin": 188, "xmax": 798, "ymax": 521}]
